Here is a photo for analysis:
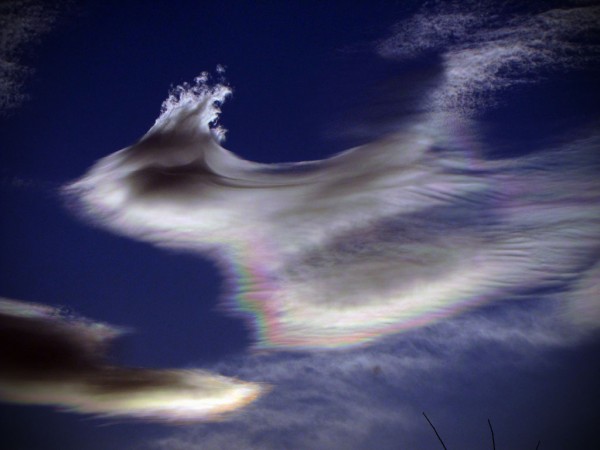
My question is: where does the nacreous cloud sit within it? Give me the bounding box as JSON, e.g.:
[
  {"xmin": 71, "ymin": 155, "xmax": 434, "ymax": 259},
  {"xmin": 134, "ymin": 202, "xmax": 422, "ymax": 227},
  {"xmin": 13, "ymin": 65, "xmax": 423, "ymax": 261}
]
[
  {"xmin": 65, "ymin": 65, "xmax": 600, "ymax": 349},
  {"xmin": 0, "ymin": 298, "xmax": 265, "ymax": 421}
]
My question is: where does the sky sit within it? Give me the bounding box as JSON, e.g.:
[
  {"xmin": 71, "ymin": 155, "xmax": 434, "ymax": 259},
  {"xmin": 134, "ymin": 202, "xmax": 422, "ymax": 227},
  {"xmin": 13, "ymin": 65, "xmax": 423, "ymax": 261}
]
[{"xmin": 1, "ymin": 0, "xmax": 599, "ymax": 449}]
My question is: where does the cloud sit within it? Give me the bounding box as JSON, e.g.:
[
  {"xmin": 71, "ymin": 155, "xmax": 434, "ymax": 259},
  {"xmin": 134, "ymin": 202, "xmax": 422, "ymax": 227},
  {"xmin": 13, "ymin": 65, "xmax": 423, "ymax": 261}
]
[
  {"xmin": 0, "ymin": 298, "xmax": 266, "ymax": 422},
  {"xmin": 377, "ymin": 0, "xmax": 600, "ymax": 114},
  {"xmin": 55, "ymin": 1, "xmax": 599, "ymax": 448},
  {"xmin": 145, "ymin": 298, "xmax": 588, "ymax": 450},
  {"xmin": 65, "ymin": 72, "xmax": 600, "ymax": 350},
  {"xmin": 0, "ymin": 0, "xmax": 63, "ymax": 112}
]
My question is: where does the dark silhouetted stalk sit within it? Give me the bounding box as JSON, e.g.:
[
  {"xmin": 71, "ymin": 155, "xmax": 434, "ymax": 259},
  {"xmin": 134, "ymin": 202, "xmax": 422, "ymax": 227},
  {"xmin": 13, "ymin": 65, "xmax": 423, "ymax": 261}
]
[
  {"xmin": 422, "ymin": 412, "xmax": 448, "ymax": 450},
  {"xmin": 488, "ymin": 418, "xmax": 496, "ymax": 450}
]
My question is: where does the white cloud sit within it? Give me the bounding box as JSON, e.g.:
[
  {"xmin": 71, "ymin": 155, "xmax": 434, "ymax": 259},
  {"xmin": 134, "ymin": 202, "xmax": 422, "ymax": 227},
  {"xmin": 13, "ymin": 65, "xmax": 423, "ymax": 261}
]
[{"xmin": 378, "ymin": 1, "xmax": 600, "ymax": 114}]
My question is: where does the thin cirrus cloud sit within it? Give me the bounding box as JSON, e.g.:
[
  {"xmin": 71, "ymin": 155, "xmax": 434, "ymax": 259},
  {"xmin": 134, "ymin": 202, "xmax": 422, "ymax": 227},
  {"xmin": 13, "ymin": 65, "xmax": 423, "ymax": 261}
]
[
  {"xmin": 0, "ymin": 0, "xmax": 62, "ymax": 113},
  {"xmin": 0, "ymin": 298, "xmax": 266, "ymax": 422},
  {"xmin": 377, "ymin": 1, "xmax": 600, "ymax": 115},
  {"xmin": 147, "ymin": 301, "xmax": 578, "ymax": 450}
]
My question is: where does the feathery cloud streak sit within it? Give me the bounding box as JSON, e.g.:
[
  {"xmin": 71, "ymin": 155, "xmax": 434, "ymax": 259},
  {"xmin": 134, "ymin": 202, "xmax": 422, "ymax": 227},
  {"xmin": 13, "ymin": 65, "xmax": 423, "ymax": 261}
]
[{"xmin": 378, "ymin": 1, "xmax": 600, "ymax": 114}]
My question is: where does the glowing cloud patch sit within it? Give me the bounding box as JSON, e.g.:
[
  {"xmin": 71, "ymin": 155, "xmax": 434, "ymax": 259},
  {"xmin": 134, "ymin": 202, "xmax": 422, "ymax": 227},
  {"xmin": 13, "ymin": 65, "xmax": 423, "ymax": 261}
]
[
  {"xmin": 65, "ymin": 69, "xmax": 600, "ymax": 349},
  {"xmin": 0, "ymin": 298, "xmax": 265, "ymax": 422}
]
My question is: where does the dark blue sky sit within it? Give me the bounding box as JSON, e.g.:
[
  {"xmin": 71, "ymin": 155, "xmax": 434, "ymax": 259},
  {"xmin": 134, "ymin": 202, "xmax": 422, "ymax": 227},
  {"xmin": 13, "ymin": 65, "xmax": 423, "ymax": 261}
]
[{"xmin": 1, "ymin": 1, "xmax": 599, "ymax": 449}]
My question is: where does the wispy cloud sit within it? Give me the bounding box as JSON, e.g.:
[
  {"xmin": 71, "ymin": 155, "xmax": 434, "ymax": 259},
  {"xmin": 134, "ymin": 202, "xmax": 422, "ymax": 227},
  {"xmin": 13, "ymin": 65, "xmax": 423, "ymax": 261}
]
[
  {"xmin": 378, "ymin": 1, "xmax": 600, "ymax": 114},
  {"xmin": 0, "ymin": 298, "xmax": 266, "ymax": 422},
  {"xmin": 146, "ymin": 298, "xmax": 582, "ymax": 449},
  {"xmin": 0, "ymin": 0, "xmax": 63, "ymax": 112}
]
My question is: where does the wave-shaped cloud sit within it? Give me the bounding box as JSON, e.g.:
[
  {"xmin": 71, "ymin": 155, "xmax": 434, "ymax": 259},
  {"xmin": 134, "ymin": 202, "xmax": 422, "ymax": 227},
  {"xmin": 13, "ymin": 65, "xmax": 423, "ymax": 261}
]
[
  {"xmin": 0, "ymin": 298, "xmax": 265, "ymax": 422},
  {"xmin": 65, "ymin": 69, "xmax": 599, "ymax": 350}
]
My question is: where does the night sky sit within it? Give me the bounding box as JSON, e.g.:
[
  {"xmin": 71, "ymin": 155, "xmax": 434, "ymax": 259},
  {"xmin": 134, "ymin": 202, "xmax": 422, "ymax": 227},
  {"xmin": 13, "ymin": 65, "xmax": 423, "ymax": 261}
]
[{"xmin": 1, "ymin": 1, "xmax": 599, "ymax": 449}]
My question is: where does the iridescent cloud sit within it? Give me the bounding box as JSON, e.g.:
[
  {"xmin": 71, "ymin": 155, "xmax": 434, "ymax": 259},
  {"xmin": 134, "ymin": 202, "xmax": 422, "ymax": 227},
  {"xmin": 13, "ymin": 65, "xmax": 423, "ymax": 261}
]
[
  {"xmin": 0, "ymin": 298, "xmax": 265, "ymax": 421},
  {"xmin": 65, "ymin": 68, "xmax": 599, "ymax": 349}
]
